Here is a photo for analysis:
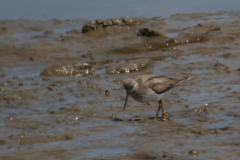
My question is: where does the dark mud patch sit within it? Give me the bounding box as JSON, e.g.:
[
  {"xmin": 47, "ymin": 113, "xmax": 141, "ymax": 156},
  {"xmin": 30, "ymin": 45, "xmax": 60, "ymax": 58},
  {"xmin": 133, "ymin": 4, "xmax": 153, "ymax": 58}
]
[
  {"xmin": 129, "ymin": 152, "xmax": 158, "ymax": 159},
  {"xmin": 137, "ymin": 28, "xmax": 165, "ymax": 37}
]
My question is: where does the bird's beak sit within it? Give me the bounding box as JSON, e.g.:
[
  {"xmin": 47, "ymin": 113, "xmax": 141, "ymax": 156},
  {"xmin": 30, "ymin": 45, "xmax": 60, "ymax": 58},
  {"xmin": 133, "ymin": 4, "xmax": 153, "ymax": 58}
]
[{"xmin": 123, "ymin": 91, "xmax": 129, "ymax": 112}]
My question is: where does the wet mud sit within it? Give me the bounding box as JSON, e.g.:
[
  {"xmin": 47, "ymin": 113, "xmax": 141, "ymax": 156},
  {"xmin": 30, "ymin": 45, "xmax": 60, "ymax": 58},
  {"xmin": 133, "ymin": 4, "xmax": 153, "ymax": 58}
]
[{"xmin": 0, "ymin": 11, "xmax": 240, "ymax": 160}]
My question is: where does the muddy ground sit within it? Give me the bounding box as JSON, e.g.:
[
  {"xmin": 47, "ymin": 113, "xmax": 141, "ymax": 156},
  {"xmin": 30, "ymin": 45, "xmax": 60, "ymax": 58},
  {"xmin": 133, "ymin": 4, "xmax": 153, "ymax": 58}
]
[{"xmin": 0, "ymin": 11, "xmax": 240, "ymax": 160}]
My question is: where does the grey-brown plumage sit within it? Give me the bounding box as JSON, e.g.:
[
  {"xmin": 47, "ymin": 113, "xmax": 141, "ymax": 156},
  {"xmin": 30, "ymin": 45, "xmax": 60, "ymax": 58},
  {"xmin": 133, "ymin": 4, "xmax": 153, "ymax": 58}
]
[
  {"xmin": 145, "ymin": 76, "xmax": 190, "ymax": 94},
  {"xmin": 123, "ymin": 75, "xmax": 192, "ymax": 120}
]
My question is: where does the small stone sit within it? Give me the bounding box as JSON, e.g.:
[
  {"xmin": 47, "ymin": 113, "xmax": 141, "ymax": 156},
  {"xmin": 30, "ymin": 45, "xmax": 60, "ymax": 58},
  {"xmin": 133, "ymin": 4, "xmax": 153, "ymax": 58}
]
[
  {"xmin": 18, "ymin": 83, "xmax": 24, "ymax": 86},
  {"xmin": 77, "ymin": 80, "xmax": 83, "ymax": 85},
  {"xmin": 1, "ymin": 74, "xmax": 7, "ymax": 78},
  {"xmin": 162, "ymin": 154, "xmax": 168, "ymax": 157},
  {"xmin": 212, "ymin": 129, "xmax": 221, "ymax": 134},
  {"xmin": 44, "ymin": 30, "xmax": 53, "ymax": 34},
  {"xmin": 112, "ymin": 118, "xmax": 123, "ymax": 122},
  {"xmin": 29, "ymin": 57, "xmax": 35, "ymax": 61},
  {"xmin": 13, "ymin": 76, "xmax": 19, "ymax": 80},
  {"xmin": 59, "ymin": 97, "xmax": 66, "ymax": 102},
  {"xmin": 0, "ymin": 27, "xmax": 7, "ymax": 31},
  {"xmin": 105, "ymin": 90, "xmax": 110, "ymax": 96},
  {"xmin": 7, "ymin": 100, "xmax": 11, "ymax": 105},
  {"xmin": 220, "ymin": 126, "xmax": 232, "ymax": 131},
  {"xmin": 47, "ymin": 87, "xmax": 54, "ymax": 91},
  {"xmin": 65, "ymin": 135, "xmax": 73, "ymax": 140},
  {"xmin": 48, "ymin": 111, "xmax": 54, "ymax": 114},
  {"xmin": 189, "ymin": 150, "xmax": 199, "ymax": 156},
  {"xmin": 203, "ymin": 108, "xmax": 209, "ymax": 113}
]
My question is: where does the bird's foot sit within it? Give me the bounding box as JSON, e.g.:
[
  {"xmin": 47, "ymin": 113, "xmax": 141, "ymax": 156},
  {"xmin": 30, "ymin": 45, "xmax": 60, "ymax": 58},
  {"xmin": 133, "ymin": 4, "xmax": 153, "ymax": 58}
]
[
  {"xmin": 154, "ymin": 112, "xmax": 170, "ymax": 121},
  {"xmin": 162, "ymin": 111, "xmax": 170, "ymax": 121}
]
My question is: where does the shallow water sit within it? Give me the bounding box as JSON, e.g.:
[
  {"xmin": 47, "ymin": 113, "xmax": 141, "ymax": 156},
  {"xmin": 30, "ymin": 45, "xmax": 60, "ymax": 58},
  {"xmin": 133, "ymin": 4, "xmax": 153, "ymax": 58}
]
[
  {"xmin": 0, "ymin": 11, "xmax": 240, "ymax": 160},
  {"xmin": 1, "ymin": 0, "xmax": 240, "ymax": 20}
]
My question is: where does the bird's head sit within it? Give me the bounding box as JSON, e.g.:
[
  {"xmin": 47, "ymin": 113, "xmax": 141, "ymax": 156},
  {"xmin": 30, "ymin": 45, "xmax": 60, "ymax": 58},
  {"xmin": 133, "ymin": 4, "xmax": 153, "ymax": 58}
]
[{"xmin": 122, "ymin": 78, "xmax": 137, "ymax": 112}]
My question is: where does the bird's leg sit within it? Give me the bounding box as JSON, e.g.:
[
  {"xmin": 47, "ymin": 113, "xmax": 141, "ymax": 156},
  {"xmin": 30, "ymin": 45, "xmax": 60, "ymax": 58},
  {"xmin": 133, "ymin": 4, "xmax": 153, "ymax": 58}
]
[
  {"xmin": 154, "ymin": 100, "xmax": 162, "ymax": 121},
  {"xmin": 161, "ymin": 100, "xmax": 170, "ymax": 121}
]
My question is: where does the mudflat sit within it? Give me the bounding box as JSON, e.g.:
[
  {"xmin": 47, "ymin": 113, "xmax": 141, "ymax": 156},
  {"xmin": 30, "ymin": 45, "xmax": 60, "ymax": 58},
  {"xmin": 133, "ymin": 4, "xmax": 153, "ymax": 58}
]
[{"xmin": 0, "ymin": 11, "xmax": 240, "ymax": 160}]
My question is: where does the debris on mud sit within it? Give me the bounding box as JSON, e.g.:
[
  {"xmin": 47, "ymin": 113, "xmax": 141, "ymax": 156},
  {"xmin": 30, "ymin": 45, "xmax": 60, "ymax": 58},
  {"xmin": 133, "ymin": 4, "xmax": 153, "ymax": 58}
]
[
  {"xmin": 189, "ymin": 150, "xmax": 200, "ymax": 156},
  {"xmin": 40, "ymin": 63, "xmax": 95, "ymax": 77},
  {"xmin": 82, "ymin": 17, "xmax": 142, "ymax": 33},
  {"xmin": 108, "ymin": 58, "xmax": 153, "ymax": 74}
]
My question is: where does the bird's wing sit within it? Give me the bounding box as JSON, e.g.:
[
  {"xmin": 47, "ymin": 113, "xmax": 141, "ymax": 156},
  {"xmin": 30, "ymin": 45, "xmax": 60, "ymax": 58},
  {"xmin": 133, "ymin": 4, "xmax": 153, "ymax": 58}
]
[{"xmin": 145, "ymin": 76, "xmax": 189, "ymax": 94}]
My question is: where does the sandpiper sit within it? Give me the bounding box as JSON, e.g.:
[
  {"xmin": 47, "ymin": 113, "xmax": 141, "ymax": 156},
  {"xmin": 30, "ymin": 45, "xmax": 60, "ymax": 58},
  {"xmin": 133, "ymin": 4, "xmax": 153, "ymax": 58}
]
[{"xmin": 123, "ymin": 75, "xmax": 191, "ymax": 121}]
